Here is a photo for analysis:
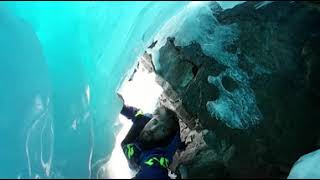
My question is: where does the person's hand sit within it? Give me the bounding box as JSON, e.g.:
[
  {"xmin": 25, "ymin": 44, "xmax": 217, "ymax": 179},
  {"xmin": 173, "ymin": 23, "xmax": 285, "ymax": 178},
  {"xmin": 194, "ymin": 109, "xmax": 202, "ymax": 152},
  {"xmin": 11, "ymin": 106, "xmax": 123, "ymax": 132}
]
[{"xmin": 117, "ymin": 93, "xmax": 125, "ymax": 105}]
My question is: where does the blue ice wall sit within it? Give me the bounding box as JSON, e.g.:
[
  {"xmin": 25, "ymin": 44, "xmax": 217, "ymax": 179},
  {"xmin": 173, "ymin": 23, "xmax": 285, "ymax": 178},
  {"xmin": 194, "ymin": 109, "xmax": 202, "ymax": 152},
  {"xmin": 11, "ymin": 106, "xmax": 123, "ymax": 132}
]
[{"xmin": 0, "ymin": 2, "xmax": 188, "ymax": 178}]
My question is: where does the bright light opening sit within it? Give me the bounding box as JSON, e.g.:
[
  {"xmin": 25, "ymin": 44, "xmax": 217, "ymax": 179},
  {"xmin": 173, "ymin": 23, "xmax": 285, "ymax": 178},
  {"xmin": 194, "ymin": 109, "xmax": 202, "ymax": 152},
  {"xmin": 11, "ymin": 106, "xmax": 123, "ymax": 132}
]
[{"xmin": 102, "ymin": 56, "xmax": 163, "ymax": 179}]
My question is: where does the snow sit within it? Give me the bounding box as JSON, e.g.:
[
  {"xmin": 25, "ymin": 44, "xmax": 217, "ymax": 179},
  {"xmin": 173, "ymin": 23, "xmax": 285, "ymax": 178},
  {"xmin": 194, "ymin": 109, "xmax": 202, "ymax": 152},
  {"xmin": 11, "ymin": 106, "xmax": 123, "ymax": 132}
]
[{"xmin": 288, "ymin": 149, "xmax": 320, "ymax": 179}]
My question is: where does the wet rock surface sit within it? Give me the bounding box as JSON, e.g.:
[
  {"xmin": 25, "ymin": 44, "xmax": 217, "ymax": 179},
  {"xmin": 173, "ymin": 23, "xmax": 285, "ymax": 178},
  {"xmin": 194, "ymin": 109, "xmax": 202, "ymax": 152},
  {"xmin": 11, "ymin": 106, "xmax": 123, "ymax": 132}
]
[{"xmin": 146, "ymin": 1, "xmax": 320, "ymax": 178}]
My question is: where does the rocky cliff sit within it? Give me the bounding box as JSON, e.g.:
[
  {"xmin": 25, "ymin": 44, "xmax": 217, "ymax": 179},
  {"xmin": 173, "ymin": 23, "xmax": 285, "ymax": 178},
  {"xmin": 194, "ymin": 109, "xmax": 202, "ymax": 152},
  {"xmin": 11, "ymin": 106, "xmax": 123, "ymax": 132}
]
[{"xmin": 141, "ymin": 1, "xmax": 320, "ymax": 178}]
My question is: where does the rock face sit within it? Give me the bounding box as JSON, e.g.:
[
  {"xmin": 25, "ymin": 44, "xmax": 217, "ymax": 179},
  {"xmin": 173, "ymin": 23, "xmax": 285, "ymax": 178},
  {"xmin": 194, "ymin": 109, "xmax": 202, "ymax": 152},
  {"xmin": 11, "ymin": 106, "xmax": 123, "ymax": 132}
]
[{"xmin": 145, "ymin": 1, "xmax": 320, "ymax": 178}]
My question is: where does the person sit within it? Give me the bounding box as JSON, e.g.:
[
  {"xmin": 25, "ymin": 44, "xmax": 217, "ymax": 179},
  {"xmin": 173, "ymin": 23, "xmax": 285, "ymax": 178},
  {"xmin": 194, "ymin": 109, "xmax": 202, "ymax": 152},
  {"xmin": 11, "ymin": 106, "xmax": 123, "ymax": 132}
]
[{"xmin": 117, "ymin": 93, "xmax": 185, "ymax": 179}]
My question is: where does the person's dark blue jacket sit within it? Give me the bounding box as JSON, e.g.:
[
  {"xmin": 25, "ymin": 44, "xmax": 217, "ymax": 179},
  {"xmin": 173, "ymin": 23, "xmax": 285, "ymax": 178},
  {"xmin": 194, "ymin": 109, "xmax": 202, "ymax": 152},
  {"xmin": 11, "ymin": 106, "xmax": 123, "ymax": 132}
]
[{"xmin": 120, "ymin": 105, "xmax": 182, "ymax": 179}]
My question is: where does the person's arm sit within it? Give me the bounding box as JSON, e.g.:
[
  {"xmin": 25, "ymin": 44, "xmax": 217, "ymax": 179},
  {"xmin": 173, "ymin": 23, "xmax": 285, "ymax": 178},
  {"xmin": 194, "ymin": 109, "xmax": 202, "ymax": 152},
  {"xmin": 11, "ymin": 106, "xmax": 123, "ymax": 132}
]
[
  {"xmin": 120, "ymin": 105, "xmax": 140, "ymax": 121},
  {"xmin": 120, "ymin": 104, "xmax": 154, "ymax": 124},
  {"xmin": 118, "ymin": 93, "xmax": 148, "ymax": 123},
  {"xmin": 121, "ymin": 142, "xmax": 141, "ymax": 171}
]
